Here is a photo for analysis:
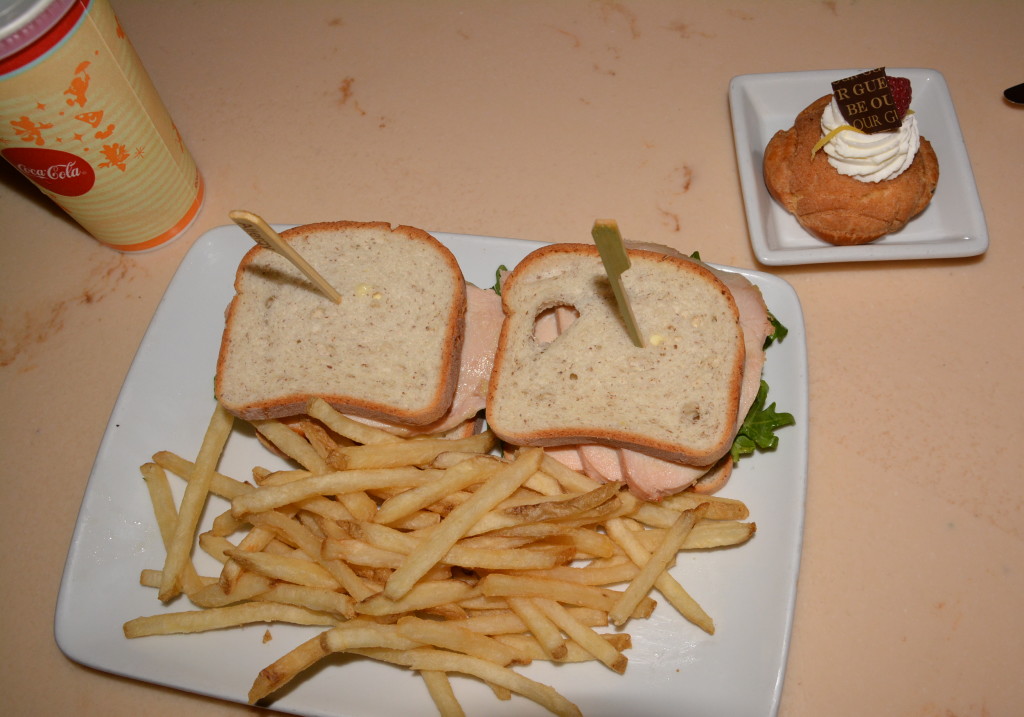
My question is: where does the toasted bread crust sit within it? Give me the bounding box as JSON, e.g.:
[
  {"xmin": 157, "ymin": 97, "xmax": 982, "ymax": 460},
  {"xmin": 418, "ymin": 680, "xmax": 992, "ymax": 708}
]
[
  {"xmin": 688, "ymin": 454, "xmax": 733, "ymax": 494},
  {"xmin": 764, "ymin": 95, "xmax": 939, "ymax": 245},
  {"xmin": 487, "ymin": 243, "xmax": 744, "ymax": 466},
  {"xmin": 215, "ymin": 221, "xmax": 465, "ymax": 424}
]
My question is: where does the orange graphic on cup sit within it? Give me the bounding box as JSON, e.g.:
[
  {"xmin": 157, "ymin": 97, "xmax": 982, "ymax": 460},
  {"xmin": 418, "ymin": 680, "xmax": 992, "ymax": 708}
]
[
  {"xmin": 10, "ymin": 116, "xmax": 53, "ymax": 145},
  {"xmin": 63, "ymin": 60, "xmax": 91, "ymax": 107}
]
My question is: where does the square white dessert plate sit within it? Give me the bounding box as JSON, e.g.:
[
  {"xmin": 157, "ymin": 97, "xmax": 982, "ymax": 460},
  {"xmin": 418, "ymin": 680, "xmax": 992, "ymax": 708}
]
[
  {"xmin": 729, "ymin": 68, "xmax": 988, "ymax": 265},
  {"xmin": 55, "ymin": 225, "xmax": 809, "ymax": 717}
]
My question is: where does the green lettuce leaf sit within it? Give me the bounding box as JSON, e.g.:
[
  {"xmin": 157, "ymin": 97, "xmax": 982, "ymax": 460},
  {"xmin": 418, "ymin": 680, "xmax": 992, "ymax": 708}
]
[
  {"xmin": 492, "ymin": 265, "xmax": 508, "ymax": 295},
  {"xmin": 764, "ymin": 310, "xmax": 788, "ymax": 348},
  {"xmin": 730, "ymin": 380, "xmax": 795, "ymax": 462}
]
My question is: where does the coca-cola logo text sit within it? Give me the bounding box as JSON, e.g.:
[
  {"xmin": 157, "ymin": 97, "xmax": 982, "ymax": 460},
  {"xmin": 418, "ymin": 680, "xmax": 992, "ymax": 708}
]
[{"xmin": 1, "ymin": 147, "xmax": 96, "ymax": 196}]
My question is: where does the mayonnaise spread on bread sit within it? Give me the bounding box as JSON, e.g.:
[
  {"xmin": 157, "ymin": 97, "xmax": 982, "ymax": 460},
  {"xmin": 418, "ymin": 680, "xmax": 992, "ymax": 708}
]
[{"xmin": 819, "ymin": 97, "xmax": 920, "ymax": 183}]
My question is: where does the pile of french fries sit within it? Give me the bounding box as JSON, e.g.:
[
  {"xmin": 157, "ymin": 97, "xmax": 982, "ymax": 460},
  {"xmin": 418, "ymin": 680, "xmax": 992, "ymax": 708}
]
[{"xmin": 124, "ymin": 397, "xmax": 756, "ymax": 716}]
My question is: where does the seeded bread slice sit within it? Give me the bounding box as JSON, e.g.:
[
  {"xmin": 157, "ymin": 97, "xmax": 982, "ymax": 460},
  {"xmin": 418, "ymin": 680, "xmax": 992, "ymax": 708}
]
[
  {"xmin": 215, "ymin": 221, "xmax": 466, "ymax": 423},
  {"xmin": 486, "ymin": 243, "xmax": 744, "ymax": 466}
]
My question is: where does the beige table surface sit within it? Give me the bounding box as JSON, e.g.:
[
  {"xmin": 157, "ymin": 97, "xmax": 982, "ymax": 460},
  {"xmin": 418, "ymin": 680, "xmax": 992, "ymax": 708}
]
[{"xmin": 2, "ymin": 1, "xmax": 1022, "ymax": 715}]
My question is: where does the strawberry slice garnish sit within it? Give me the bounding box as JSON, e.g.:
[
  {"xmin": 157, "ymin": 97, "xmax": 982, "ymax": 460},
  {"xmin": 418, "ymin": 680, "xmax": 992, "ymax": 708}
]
[{"xmin": 888, "ymin": 75, "xmax": 912, "ymax": 119}]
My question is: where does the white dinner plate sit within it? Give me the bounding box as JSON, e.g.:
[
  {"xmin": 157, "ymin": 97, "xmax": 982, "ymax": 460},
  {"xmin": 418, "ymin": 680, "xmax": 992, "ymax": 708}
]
[
  {"xmin": 729, "ymin": 68, "xmax": 988, "ymax": 265},
  {"xmin": 56, "ymin": 225, "xmax": 809, "ymax": 717}
]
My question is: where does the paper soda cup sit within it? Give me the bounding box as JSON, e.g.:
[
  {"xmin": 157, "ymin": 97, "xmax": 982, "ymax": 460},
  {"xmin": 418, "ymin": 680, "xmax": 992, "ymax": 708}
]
[{"xmin": 0, "ymin": 0, "xmax": 204, "ymax": 251}]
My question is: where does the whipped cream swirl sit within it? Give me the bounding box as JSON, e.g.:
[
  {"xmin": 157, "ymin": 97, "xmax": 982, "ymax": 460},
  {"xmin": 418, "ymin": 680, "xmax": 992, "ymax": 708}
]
[{"xmin": 819, "ymin": 97, "xmax": 920, "ymax": 183}]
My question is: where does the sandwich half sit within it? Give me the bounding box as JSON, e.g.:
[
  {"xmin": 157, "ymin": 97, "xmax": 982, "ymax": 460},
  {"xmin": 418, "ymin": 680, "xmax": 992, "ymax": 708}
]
[
  {"xmin": 215, "ymin": 221, "xmax": 467, "ymax": 424},
  {"xmin": 486, "ymin": 243, "xmax": 772, "ymax": 499}
]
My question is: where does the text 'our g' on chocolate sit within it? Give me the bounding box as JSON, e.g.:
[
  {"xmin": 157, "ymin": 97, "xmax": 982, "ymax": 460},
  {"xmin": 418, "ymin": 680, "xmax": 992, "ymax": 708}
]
[{"xmin": 830, "ymin": 68, "xmax": 902, "ymax": 133}]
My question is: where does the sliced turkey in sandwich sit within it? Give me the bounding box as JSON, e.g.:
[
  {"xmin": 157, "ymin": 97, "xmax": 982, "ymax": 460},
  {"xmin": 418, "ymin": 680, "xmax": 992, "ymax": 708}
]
[{"xmin": 485, "ymin": 242, "xmax": 773, "ymax": 500}]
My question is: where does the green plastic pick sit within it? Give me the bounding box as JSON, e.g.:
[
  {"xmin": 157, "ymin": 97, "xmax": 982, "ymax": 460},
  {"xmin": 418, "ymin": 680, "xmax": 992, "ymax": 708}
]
[{"xmin": 591, "ymin": 219, "xmax": 644, "ymax": 348}]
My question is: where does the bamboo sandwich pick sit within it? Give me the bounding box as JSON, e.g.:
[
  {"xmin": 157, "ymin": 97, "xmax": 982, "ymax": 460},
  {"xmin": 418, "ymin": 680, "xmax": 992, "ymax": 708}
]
[
  {"xmin": 229, "ymin": 210, "xmax": 343, "ymax": 304},
  {"xmin": 591, "ymin": 219, "xmax": 645, "ymax": 348}
]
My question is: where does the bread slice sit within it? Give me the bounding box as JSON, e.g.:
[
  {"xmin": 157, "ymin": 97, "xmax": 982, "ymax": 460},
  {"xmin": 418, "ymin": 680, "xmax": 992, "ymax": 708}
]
[
  {"xmin": 486, "ymin": 243, "xmax": 744, "ymax": 466},
  {"xmin": 215, "ymin": 221, "xmax": 466, "ymax": 423}
]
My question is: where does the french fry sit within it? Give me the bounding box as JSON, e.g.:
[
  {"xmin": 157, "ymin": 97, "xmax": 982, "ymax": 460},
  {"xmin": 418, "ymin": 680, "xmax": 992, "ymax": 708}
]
[
  {"xmin": 188, "ymin": 571, "xmax": 273, "ymax": 609},
  {"xmin": 140, "ymin": 462, "xmax": 205, "ymax": 596},
  {"xmin": 510, "ymin": 558, "xmax": 641, "ymax": 586},
  {"xmin": 357, "ymin": 580, "xmax": 478, "ymax": 617},
  {"xmin": 254, "ymin": 468, "xmax": 312, "ymax": 486},
  {"xmin": 347, "ymin": 519, "xmax": 574, "ymax": 570},
  {"xmin": 536, "ymin": 456, "xmax": 656, "ymax": 522},
  {"xmin": 219, "ymin": 523, "xmax": 278, "ymax": 594},
  {"xmin": 320, "ymin": 559, "xmax": 379, "ymax": 602},
  {"xmin": 124, "ymin": 602, "xmax": 338, "ymax": 638},
  {"xmin": 539, "ymin": 453, "xmax": 602, "ymax": 493},
  {"xmin": 320, "ymin": 621, "xmax": 422, "ymax": 653},
  {"xmin": 335, "ymin": 489, "xmax": 379, "ymax": 522},
  {"xmin": 263, "ymin": 538, "xmax": 298, "ymax": 555},
  {"xmin": 248, "ymin": 508, "xmax": 322, "ymax": 556},
  {"xmin": 158, "ymin": 403, "xmax": 234, "ymax": 601},
  {"xmin": 422, "ymin": 601, "xmax": 469, "ymax": 621},
  {"xmin": 294, "ymin": 418, "xmax": 351, "ymax": 460},
  {"xmin": 231, "ymin": 467, "xmax": 428, "ymax": 517},
  {"xmin": 333, "ymin": 431, "xmax": 497, "ymax": 470},
  {"xmin": 456, "ymin": 595, "xmax": 510, "ymax": 611},
  {"xmin": 297, "ymin": 511, "xmax": 326, "ymax": 539},
  {"xmin": 323, "ymin": 538, "xmax": 407, "ymax": 568},
  {"xmin": 606, "ymin": 516, "xmax": 715, "ymax": 634},
  {"xmin": 445, "ymin": 544, "xmax": 575, "ymax": 571},
  {"xmin": 507, "ymin": 596, "xmax": 567, "ymax": 660},
  {"xmin": 383, "ymin": 448, "xmax": 543, "ymax": 600},
  {"xmin": 521, "ymin": 469, "xmax": 564, "ymax": 496},
  {"xmin": 487, "ymin": 682, "xmax": 513, "ymax": 701},
  {"xmin": 139, "ymin": 569, "xmax": 210, "ymax": 589},
  {"xmin": 252, "ymin": 419, "xmax": 330, "ymax": 473},
  {"xmin": 454, "ymin": 534, "xmax": 537, "ymax": 550},
  {"xmin": 515, "ymin": 499, "xmax": 627, "ymax": 528},
  {"xmin": 259, "ymin": 583, "xmax": 356, "ymax": 619},
  {"xmin": 420, "ymin": 670, "xmax": 466, "ymax": 717},
  {"xmin": 608, "ymin": 505, "xmax": 707, "ymax": 627},
  {"xmin": 489, "ymin": 524, "xmax": 618, "ymax": 559},
  {"xmin": 534, "ymin": 597, "xmax": 627, "ymax": 674},
  {"xmin": 248, "ymin": 632, "xmax": 330, "ymax": 703},
  {"xmin": 210, "ymin": 507, "xmax": 247, "ymax": 537},
  {"xmin": 295, "ymin": 494, "xmax": 356, "ymax": 522},
  {"xmin": 341, "ymin": 519, "xmax": 418, "ymax": 552},
  {"xmin": 660, "ymin": 491, "xmax": 750, "ymax": 520},
  {"xmin": 502, "ymin": 483, "xmax": 621, "ymax": 524},
  {"xmin": 373, "ymin": 456, "xmax": 499, "ymax": 526},
  {"xmin": 451, "ymin": 606, "xmax": 608, "ymax": 636},
  {"xmin": 480, "ymin": 573, "xmax": 654, "ymax": 617},
  {"xmin": 198, "ymin": 531, "xmax": 236, "ymax": 564},
  {"xmin": 423, "ymin": 490, "xmax": 474, "ymax": 517},
  {"xmin": 628, "ymin": 501, "xmax": 690, "ymax": 529},
  {"xmin": 387, "ymin": 509, "xmax": 442, "ymax": 531},
  {"xmin": 311, "ymin": 513, "xmax": 347, "ymax": 539},
  {"xmin": 495, "ymin": 487, "xmax": 551, "ymax": 510},
  {"xmin": 494, "ymin": 632, "xmax": 633, "ymax": 663},
  {"xmin": 430, "ymin": 450, "xmax": 506, "ymax": 469},
  {"xmin": 634, "ymin": 519, "xmax": 757, "ymax": 552},
  {"xmin": 306, "ymin": 397, "xmax": 404, "ymax": 445},
  {"xmin": 151, "ymin": 450, "xmax": 253, "ymax": 499},
  {"xmin": 225, "ymin": 549, "xmax": 341, "ymax": 589},
  {"xmin": 350, "ymin": 647, "xmax": 583, "ymax": 717},
  {"xmin": 326, "ymin": 535, "xmax": 574, "ymax": 572},
  {"xmin": 396, "ymin": 615, "xmax": 524, "ymax": 666}
]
